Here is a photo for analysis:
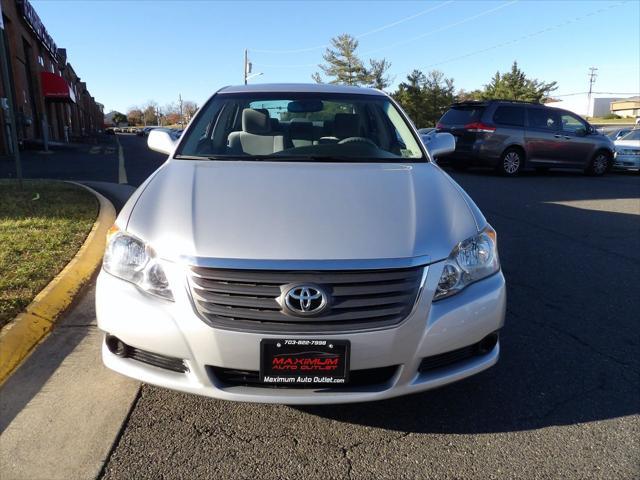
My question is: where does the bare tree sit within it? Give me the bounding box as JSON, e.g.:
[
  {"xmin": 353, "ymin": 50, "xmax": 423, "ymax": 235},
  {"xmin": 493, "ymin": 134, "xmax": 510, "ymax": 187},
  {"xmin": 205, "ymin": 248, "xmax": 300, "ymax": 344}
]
[
  {"xmin": 182, "ymin": 101, "xmax": 198, "ymax": 122},
  {"xmin": 127, "ymin": 107, "xmax": 143, "ymax": 126},
  {"xmin": 142, "ymin": 100, "xmax": 159, "ymax": 125}
]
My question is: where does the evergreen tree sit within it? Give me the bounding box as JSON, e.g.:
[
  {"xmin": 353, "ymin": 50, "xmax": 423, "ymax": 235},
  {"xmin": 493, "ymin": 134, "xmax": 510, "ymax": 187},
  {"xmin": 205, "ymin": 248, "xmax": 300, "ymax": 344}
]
[
  {"xmin": 393, "ymin": 70, "xmax": 455, "ymax": 128},
  {"xmin": 313, "ymin": 34, "xmax": 391, "ymax": 89},
  {"xmin": 480, "ymin": 61, "xmax": 557, "ymax": 102},
  {"xmin": 367, "ymin": 58, "xmax": 393, "ymax": 90},
  {"xmin": 314, "ymin": 34, "xmax": 368, "ymax": 85}
]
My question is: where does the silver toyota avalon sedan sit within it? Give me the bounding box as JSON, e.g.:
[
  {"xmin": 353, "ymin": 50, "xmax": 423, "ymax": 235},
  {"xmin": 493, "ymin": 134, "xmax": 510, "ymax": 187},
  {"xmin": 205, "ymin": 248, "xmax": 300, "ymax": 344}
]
[{"xmin": 96, "ymin": 83, "xmax": 506, "ymax": 404}]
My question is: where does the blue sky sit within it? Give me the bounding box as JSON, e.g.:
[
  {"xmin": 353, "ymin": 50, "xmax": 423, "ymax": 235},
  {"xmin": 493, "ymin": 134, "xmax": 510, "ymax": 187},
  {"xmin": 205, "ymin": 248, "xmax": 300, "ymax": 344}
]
[{"xmin": 31, "ymin": 0, "xmax": 640, "ymax": 113}]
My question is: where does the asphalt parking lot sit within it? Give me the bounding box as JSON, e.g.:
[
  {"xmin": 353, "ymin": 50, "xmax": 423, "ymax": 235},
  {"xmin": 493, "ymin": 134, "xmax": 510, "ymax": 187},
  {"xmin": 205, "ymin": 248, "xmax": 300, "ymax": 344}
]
[
  {"xmin": 96, "ymin": 145, "xmax": 639, "ymax": 479},
  {"xmin": 1, "ymin": 135, "xmax": 637, "ymax": 479}
]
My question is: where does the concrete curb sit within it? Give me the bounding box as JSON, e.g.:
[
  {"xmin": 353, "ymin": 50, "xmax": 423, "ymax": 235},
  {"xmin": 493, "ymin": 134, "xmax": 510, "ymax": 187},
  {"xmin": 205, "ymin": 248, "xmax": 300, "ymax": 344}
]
[{"xmin": 0, "ymin": 182, "xmax": 116, "ymax": 385}]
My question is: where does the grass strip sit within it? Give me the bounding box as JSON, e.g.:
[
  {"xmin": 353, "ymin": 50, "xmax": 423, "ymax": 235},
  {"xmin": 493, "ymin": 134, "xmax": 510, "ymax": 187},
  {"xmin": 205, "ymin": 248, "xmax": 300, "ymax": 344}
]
[{"xmin": 0, "ymin": 180, "xmax": 97, "ymax": 328}]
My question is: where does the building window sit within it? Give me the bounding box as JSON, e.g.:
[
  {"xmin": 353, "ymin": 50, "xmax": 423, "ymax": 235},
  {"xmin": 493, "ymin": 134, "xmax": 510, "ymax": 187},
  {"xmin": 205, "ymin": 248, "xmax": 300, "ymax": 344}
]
[{"xmin": 37, "ymin": 55, "xmax": 44, "ymax": 67}]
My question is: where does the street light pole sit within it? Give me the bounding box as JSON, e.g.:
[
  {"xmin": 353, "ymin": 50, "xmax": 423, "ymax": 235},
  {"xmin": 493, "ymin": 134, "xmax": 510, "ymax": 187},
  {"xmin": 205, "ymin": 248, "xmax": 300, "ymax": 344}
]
[{"xmin": 0, "ymin": 3, "xmax": 23, "ymax": 188}]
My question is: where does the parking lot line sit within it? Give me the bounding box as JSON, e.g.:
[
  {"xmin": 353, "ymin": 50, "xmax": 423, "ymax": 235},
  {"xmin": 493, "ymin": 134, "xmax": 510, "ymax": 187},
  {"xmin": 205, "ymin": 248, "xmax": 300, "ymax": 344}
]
[{"xmin": 116, "ymin": 136, "xmax": 128, "ymax": 185}]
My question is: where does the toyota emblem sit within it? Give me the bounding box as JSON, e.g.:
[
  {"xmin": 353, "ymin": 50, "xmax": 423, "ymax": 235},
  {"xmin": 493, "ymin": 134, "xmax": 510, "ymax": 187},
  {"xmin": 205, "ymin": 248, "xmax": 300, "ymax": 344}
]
[{"xmin": 284, "ymin": 285, "xmax": 328, "ymax": 316}]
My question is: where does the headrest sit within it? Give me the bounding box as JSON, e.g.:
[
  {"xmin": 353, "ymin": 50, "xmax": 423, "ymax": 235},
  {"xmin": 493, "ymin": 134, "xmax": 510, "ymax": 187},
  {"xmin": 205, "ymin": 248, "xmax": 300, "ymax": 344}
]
[
  {"xmin": 288, "ymin": 120, "xmax": 314, "ymax": 140},
  {"xmin": 333, "ymin": 113, "xmax": 360, "ymax": 139},
  {"xmin": 242, "ymin": 108, "xmax": 271, "ymax": 135}
]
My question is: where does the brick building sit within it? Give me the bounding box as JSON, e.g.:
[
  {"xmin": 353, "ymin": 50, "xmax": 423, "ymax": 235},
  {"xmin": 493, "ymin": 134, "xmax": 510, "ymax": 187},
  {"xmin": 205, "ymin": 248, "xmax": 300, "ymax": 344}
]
[{"xmin": 0, "ymin": 0, "xmax": 103, "ymax": 155}]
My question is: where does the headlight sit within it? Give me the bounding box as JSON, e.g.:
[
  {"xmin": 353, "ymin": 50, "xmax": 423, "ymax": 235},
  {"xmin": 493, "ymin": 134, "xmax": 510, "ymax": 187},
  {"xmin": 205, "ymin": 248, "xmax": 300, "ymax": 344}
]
[
  {"xmin": 434, "ymin": 226, "xmax": 500, "ymax": 300},
  {"xmin": 103, "ymin": 226, "xmax": 174, "ymax": 300}
]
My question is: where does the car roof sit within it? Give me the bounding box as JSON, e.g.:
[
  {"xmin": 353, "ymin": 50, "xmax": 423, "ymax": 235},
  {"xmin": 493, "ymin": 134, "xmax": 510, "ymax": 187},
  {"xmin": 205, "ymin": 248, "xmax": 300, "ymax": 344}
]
[
  {"xmin": 218, "ymin": 83, "xmax": 387, "ymax": 96},
  {"xmin": 450, "ymin": 99, "xmax": 542, "ymax": 108}
]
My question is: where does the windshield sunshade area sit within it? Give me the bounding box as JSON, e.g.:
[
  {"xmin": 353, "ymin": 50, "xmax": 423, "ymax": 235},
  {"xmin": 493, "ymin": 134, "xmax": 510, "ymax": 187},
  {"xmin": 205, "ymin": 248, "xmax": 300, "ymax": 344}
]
[{"xmin": 177, "ymin": 92, "xmax": 425, "ymax": 161}]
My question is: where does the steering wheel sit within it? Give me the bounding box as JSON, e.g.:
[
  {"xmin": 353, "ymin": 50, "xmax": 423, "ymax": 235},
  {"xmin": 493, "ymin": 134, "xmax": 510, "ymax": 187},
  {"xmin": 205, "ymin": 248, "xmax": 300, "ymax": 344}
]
[{"xmin": 338, "ymin": 137, "xmax": 377, "ymax": 147}]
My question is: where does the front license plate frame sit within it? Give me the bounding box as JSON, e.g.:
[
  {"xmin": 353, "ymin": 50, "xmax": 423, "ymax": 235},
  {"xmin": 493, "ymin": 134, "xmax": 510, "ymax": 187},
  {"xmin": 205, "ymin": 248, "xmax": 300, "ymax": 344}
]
[{"xmin": 260, "ymin": 339, "xmax": 350, "ymax": 386}]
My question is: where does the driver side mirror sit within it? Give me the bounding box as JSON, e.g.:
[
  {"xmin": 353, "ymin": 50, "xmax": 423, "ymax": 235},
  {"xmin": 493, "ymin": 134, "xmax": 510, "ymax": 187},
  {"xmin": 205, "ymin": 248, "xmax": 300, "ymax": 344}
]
[
  {"xmin": 427, "ymin": 132, "xmax": 456, "ymax": 159},
  {"xmin": 575, "ymin": 127, "xmax": 587, "ymax": 137},
  {"xmin": 147, "ymin": 129, "xmax": 177, "ymax": 155}
]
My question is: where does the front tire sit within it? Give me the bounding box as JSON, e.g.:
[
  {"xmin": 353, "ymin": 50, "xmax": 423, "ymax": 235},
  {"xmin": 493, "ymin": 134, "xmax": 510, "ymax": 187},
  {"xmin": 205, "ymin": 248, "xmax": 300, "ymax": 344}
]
[
  {"xmin": 586, "ymin": 152, "xmax": 611, "ymax": 176},
  {"xmin": 497, "ymin": 148, "xmax": 524, "ymax": 176}
]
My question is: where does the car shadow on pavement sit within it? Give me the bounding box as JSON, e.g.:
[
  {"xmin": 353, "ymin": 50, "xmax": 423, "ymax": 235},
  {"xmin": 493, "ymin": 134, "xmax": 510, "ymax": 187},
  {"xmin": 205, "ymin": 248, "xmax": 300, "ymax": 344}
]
[
  {"xmin": 298, "ymin": 171, "xmax": 639, "ymax": 434},
  {"xmin": 0, "ymin": 281, "xmax": 97, "ymax": 433}
]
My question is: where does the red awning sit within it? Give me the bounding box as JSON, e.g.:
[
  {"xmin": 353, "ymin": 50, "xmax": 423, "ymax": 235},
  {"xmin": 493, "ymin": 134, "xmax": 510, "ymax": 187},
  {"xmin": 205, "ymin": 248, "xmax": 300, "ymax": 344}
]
[{"xmin": 40, "ymin": 72, "xmax": 76, "ymax": 103}]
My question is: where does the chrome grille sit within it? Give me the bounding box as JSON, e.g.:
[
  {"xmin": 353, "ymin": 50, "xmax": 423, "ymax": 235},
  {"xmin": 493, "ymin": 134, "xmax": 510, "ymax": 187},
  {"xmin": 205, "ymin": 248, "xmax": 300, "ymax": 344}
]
[{"xmin": 188, "ymin": 266, "xmax": 425, "ymax": 333}]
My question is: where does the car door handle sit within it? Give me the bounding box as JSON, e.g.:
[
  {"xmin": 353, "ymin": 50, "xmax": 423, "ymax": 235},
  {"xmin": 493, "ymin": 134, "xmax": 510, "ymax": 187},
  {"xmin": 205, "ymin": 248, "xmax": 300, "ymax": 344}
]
[{"xmin": 554, "ymin": 134, "xmax": 571, "ymax": 140}]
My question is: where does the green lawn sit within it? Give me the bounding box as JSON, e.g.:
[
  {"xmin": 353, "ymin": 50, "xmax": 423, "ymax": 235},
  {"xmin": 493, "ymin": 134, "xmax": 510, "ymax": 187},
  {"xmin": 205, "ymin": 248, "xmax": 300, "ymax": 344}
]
[
  {"xmin": 588, "ymin": 117, "xmax": 636, "ymax": 125},
  {"xmin": 0, "ymin": 180, "xmax": 98, "ymax": 328}
]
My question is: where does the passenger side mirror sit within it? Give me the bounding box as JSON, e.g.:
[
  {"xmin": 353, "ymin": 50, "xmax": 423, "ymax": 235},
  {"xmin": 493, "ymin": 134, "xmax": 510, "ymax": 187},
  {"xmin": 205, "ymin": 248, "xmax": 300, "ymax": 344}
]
[
  {"xmin": 574, "ymin": 127, "xmax": 587, "ymax": 137},
  {"xmin": 427, "ymin": 132, "xmax": 456, "ymax": 159},
  {"xmin": 147, "ymin": 129, "xmax": 177, "ymax": 155}
]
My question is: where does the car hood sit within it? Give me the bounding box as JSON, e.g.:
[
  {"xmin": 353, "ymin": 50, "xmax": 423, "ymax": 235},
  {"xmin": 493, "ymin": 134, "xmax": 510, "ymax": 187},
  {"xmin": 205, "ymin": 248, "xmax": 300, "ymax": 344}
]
[{"xmin": 125, "ymin": 160, "xmax": 481, "ymax": 263}]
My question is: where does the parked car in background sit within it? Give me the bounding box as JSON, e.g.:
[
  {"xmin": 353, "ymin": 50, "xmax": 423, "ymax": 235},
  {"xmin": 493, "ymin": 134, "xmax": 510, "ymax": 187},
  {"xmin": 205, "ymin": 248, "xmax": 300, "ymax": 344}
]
[
  {"xmin": 138, "ymin": 126, "xmax": 159, "ymax": 137},
  {"xmin": 607, "ymin": 128, "xmax": 633, "ymax": 141},
  {"xmin": 435, "ymin": 100, "xmax": 615, "ymax": 176},
  {"xmin": 96, "ymin": 83, "xmax": 504, "ymax": 405},
  {"xmin": 613, "ymin": 129, "xmax": 640, "ymax": 171},
  {"xmin": 170, "ymin": 129, "xmax": 184, "ymax": 140},
  {"xmin": 105, "ymin": 127, "xmax": 115, "ymax": 135}
]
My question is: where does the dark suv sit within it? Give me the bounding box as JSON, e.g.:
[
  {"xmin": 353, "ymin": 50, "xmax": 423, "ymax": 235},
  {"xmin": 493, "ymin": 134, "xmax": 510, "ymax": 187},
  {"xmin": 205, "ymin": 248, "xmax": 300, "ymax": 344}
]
[{"xmin": 436, "ymin": 100, "xmax": 615, "ymax": 176}]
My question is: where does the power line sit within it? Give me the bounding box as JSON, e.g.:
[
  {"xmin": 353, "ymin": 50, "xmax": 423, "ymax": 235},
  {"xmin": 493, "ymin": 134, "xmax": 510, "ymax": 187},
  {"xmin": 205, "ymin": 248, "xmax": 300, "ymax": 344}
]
[
  {"xmin": 551, "ymin": 91, "xmax": 639, "ymax": 98},
  {"xmin": 361, "ymin": 0, "xmax": 519, "ymax": 56},
  {"xmin": 253, "ymin": 0, "xmax": 520, "ymax": 69},
  {"xmin": 251, "ymin": 0, "xmax": 453, "ymax": 54},
  {"xmin": 415, "ymin": 1, "xmax": 627, "ymax": 72}
]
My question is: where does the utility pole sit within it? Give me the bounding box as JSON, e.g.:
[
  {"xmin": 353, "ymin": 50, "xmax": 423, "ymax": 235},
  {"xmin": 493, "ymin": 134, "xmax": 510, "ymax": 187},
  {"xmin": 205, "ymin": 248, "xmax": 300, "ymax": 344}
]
[
  {"xmin": 0, "ymin": 2, "xmax": 23, "ymax": 188},
  {"xmin": 178, "ymin": 94, "xmax": 183, "ymax": 128},
  {"xmin": 586, "ymin": 67, "xmax": 598, "ymax": 118},
  {"xmin": 243, "ymin": 49, "xmax": 263, "ymax": 84},
  {"xmin": 244, "ymin": 49, "xmax": 249, "ymax": 85}
]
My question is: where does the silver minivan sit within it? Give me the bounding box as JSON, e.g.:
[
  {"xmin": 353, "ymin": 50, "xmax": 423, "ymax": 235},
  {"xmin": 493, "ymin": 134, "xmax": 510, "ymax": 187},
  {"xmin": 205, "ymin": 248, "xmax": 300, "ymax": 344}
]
[{"xmin": 96, "ymin": 84, "xmax": 506, "ymax": 404}]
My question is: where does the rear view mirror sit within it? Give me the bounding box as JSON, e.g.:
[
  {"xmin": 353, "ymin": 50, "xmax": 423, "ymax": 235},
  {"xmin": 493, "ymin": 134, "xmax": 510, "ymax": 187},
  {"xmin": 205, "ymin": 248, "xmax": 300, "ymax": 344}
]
[
  {"xmin": 427, "ymin": 132, "xmax": 456, "ymax": 159},
  {"xmin": 147, "ymin": 129, "xmax": 177, "ymax": 155},
  {"xmin": 287, "ymin": 100, "xmax": 324, "ymax": 113}
]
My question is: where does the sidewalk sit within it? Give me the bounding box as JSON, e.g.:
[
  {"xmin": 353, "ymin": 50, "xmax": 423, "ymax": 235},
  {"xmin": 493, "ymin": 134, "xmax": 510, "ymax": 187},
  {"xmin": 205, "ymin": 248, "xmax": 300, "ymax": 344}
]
[{"xmin": 0, "ymin": 284, "xmax": 140, "ymax": 480}]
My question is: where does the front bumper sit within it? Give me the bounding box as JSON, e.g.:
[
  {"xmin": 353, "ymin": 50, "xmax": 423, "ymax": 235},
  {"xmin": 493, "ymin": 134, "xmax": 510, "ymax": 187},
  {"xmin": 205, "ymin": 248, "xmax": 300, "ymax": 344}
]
[{"xmin": 96, "ymin": 260, "xmax": 506, "ymax": 404}]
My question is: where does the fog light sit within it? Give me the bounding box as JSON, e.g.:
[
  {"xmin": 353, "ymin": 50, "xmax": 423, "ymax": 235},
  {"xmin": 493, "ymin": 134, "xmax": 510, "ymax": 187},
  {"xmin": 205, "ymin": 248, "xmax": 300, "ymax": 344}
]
[
  {"xmin": 105, "ymin": 334, "xmax": 128, "ymax": 357},
  {"xmin": 478, "ymin": 332, "xmax": 499, "ymax": 354}
]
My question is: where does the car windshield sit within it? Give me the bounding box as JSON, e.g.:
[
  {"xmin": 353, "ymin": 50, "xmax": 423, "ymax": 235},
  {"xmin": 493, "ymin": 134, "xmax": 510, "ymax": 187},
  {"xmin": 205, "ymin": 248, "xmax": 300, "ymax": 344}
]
[
  {"xmin": 620, "ymin": 129, "xmax": 640, "ymax": 141},
  {"xmin": 177, "ymin": 92, "xmax": 425, "ymax": 161}
]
